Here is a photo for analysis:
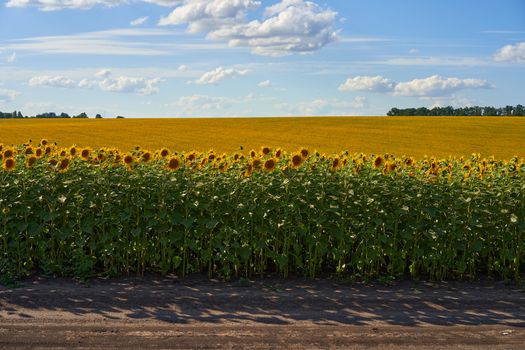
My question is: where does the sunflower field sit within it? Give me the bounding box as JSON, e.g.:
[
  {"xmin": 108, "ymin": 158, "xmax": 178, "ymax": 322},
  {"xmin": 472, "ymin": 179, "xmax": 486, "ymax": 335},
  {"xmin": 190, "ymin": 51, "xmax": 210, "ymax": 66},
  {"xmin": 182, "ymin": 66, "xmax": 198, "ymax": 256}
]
[{"xmin": 1, "ymin": 140, "xmax": 524, "ymax": 281}]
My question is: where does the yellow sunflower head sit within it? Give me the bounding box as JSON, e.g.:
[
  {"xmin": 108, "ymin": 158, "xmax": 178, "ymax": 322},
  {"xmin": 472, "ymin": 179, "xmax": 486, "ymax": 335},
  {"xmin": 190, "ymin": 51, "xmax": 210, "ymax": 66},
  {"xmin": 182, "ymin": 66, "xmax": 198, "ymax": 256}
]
[
  {"xmin": 261, "ymin": 146, "xmax": 271, "ymax": 156},
  {"xmin": 263, "ymin": 158, "xmax": 277, "ymax": 172},
  {"xmin": 291, "ymin": 153, "xmax": 303, "ymax": 168},
  {"xmin": 160, "ymin": 148, "xmax": 170, "ymax": 158},
  {"xmin": 167, "ymin": 157, "xmax": 181, "ymax": 171},
  {"xmin": 58, "ymin": 158, "xmax": 70, "ymax": 173},
  {"xmin": 3, "ymin": 158, "xmax": 16, "ymax": 172},
  {"xmin": 26, "ymin": 155, "xmax": 38, "ymax": 168},
  {"xmin": 3, "ymin": 149, "xmax": 14, "ymax": 159},
  {"xmin": 373, "ymin": 155, "xmax": 384, "ymax": 168},
  {"xmin": 300, "ymin": 148, "xmax": 309, "ymax": 159}
]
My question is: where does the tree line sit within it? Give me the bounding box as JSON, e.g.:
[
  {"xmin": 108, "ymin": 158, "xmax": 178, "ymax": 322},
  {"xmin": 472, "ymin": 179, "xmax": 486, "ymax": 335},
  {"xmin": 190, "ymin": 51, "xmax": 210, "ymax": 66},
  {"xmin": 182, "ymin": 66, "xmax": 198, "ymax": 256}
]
[
  {"xmin": 387, "ymin": 105, "xmax": 525, "ymax": 117},
  {"xmin": 0, "ymin": 111, "xmax": 125, "ymax": 119}
]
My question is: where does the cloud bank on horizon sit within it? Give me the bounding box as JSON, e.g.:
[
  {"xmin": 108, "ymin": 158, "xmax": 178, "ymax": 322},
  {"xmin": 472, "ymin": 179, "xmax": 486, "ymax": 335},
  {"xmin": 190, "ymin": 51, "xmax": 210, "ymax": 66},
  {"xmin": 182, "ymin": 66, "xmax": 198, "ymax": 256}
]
[{"xmin": 0, "ymin": 0, "xmax": 524, "ymax": 117}]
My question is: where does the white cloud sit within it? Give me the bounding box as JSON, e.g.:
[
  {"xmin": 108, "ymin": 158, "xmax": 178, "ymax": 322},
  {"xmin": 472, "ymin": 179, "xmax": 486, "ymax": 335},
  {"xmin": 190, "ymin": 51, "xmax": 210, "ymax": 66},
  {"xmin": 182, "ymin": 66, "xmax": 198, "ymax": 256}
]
[
  {"xmin": 194, "ymin": 66, "xmax": 249, "ymax": 85},
  {"xmin": 95, "ymin": 69, "xmax": 112, "ymax": 78},
  {"xmin": 78, "ymin": 79, "xmax": 97, "ymax": 88},
  {"xmin": 277, "ymin": 96, "xmax": 367, "ymax": 116},
  {"xmin": 339, "ymin": 74, "xmax": 493, "ymax": 98},
  {"xmin": 494, "ymin": 42, "xmax": 525, "ymax": 64},
  {"xmin": 393, "ymin": 75, "xmax": 492, "ymax": 97},
  {"xmin": 430, "ymin": 95, "xmax": 476, "ymax": 109},
  {"xmin": 409, "ymin": 48, "xmax": 419, "ymax": 54},
  {"xmin": 258, "ymin": 80, "xmax": 271, "ymax": 88},
  {"xmin": 4, "ymin": 29, "xmax": 226, "ymax": 57},
  {"xmin": 29, "ymin": 70, "xmax": 162, "ymax": 95},
  {"xmin": 6, "ymin": 52, "xmax": 16, "ymax": 63},
  {"xmin": 99, "ymin": 76, "xmax": 161, "ymax": 95},
  {"xmin": 130, "ymin": 16, "xmax": 149, "ymax": 26},
  {"xmin": 338, "ymin": 75, "xmax": 394, "ymax": 92},
  {"xmin": 174, "ymin": 94, "xmax": 233, "ymax": 113},
  {"xmin": 177, "ymin": 64, "xmax": 189, "ymax": 71},
  {"xmin": 6, "ymin": 0, "xmax": 182, "ymax": 11},
  {"xmin": 208, "ymin": 0, "xmax": 338, "ymax": 56},
  {"xmin": 0, "ymin": 88, "xmax": 20, "ymax": 102},
  {"xmin": 29, "ymin": 75, "xmax": 77, "ymax": 88},
  {"xmin": 159, "ymin": 0, "xmax": 261, "ymax": 32}
]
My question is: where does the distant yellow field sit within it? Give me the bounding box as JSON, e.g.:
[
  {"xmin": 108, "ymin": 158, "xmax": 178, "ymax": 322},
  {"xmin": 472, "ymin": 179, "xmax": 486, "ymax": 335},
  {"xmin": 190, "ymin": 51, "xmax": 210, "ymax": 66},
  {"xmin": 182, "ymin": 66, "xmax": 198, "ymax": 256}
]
[{"xmin": 0, "ymin": 117, "xmax": 524, "ymax": 158}]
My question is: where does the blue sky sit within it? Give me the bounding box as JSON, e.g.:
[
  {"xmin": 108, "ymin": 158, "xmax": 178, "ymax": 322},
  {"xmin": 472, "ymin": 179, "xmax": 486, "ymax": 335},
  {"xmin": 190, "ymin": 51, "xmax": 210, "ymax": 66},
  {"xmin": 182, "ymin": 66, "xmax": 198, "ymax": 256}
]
[{"xmin": 0, "ymin": 0, "xmax": 524, "ymax": 117}]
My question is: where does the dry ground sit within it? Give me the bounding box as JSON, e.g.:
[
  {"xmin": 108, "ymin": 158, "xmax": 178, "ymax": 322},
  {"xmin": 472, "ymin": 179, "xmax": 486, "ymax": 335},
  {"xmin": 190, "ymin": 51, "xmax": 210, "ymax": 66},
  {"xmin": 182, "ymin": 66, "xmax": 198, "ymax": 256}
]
[{"xmin": 1, "ymin": 275, "xmax": 525, "ymax": 349}]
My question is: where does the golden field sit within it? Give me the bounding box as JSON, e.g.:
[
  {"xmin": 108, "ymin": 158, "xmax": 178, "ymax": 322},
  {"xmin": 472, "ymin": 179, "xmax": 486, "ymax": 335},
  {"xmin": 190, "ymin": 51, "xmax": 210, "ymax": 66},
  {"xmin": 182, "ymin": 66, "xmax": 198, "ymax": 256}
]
[{"xmin": 0, "ymin": 116, "xmax": 524, "ymax": 158}]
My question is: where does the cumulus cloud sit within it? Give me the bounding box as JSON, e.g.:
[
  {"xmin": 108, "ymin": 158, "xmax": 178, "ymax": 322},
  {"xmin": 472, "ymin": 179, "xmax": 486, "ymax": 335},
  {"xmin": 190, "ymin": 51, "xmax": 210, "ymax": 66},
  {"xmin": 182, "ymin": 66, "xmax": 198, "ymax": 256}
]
[
  {"xmin": 130, "ymin": 16, "xmax": 149, "ymax": 26},
  {"xmin": 174, "ymin": 94, "xmax": 233, "ymax": 113},
  {"xmin": 208, "ymin": 0, "xmax": 338, "ymax": 56},
  {"xmin": 29, "ymin": 70, "xmax": 162, "ymax": 95},
  {"xmin": 194, "ymin": 67, "xmax": 249, "ymax": 85},
  {"xmin": 494, "ymin": 42, "xmax": 525, "ymax": 64},
  {"xmin": 0, "ymin": 88, "xmax": 20, "ymax": 102},
  {"xmin": 99, "ymin": 76, "xmax": 161, "ymax": 95},
  {"xmin": 6, "ymin": 52, "xmax": 16, "ymax": 63},
  {"xmin": 29, "ymin": 75, "xmax": 76, "ymax": 88},
  {"xmin": 339, "ymin": 74, "xmax": 493, "ymax": 97},
  {"xmin": 277, "ymin": 96, "xmax": 368, "ymax": 116},
  {"xmin": 95, "ymin": 69, "xmax": 112, "ymax": 78},
  {"xmin": 338, "ymin": 75, "xmax": 394, "ymax": 92},
  {"xmin": 159, "ymin": 0, "xmax": 261, "ymax": 32},
  {"xmin": 392, "ymin": 75, "xmax": 492, "ymax": 97},
  {"xmin": 258, "ymin": 80, "xmax": 271, "ymax": 88},
  {"xmin": 177, "ymin": 64, "xmax": 189, "ymax": 72},
  {"xmin": 6, "ymin": 0, "xmax": 182, "ymax": 11}
]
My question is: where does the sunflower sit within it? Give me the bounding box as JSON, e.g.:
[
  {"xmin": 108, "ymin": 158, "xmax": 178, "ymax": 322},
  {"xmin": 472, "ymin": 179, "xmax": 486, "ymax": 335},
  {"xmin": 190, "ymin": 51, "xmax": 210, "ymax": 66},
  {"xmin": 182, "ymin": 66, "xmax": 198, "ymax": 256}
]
[
  {"xmin": 167, "ymin": 157, "xmax": 181, "ymax": 171},
  {"xmin": 219, "ymin": 162, "xmax": 229, "ymax": 172},
  {"xmin": 142, "ymin": 151, "xmax": 152, "ymax": 162},
  {"xmin": 59, "ymin": 149, "xmax": 67, "ymax": 157},
  {"xmin": 69, "ymin": 146, "xmax": 77, "ymax": 157},
  {"xmin": 48, "ymin": 158, "xmax": 58, "ymax": 166},
  {"xmin": 252, "ymin": 158, "xmax": 261, "ymax": 169},
  {"xmin": 263, "ymin": 158, "xmax": 277, "ymax": 172},
  {"xmin": 331, "ymin": 157, "xmax": 341, "ymax": 171},
  {"xmin": 35, "ymin": 148, "xmax": 43, "ymax": 157},
  {"xmin": 291, "ymin": 153, "xmax": 303, "ymax": 168},
  {"xmin": 275, "ymin": 148, "xmax": 283, "ymax": 158},
  {"xmin": 58, "ymin": 158, "xmax": 69, "ymax": 173},
  {"xmin": 40, "ymin": 139, "xmax": 48, "ymax": 146},
  {"xmin": 2, "ymin": 207, "xmax": 9, "ymax": 215},
  {"xmin": 3, "ymin": 149, "xmax": 14, "ymax": 158},
  {"xmin": 123, "ymin": 154, "xmax": 135, "ymax": 168},
  {"xmin": 404, "ymin": 158, "xmax": 414, "ymax": 167},
  {"xmin": 373, "ymin": 155, "xmax": 384, "ymax": 168},
  {"xmin": 80, "ymin": 148, "xmax": 91, "ymax": 160},
  {"xmin": 45, "ymin": 146, "xmax": 52, "ymax": 155},
  {"xmin": 187, "ymin": 152, "xmax": 196, "ymax": 162},
  {"xmin": 261, "ymin": 146, "xmax": 271, "ymax": 156},
  {"xmin": 249, "ymin": 149, "xmax": 257, "ymax": 158},
  {"xmin": 25, "ymin": 146, "xmax": 34, "ymax": 155},
  {"xmin": 3, "ymin": 158, "xmax": 16, "ymax": 172},
  {"xmin": 26, "ymin": 155, "xmax": 38, "ymax": 168},
  {"xmin": 300, "ymin": 148, "xmax": 309, "ymax": 159},
  {"xmin": 159, "ymin": 148, "xmax": 170, "ymax": 158}
]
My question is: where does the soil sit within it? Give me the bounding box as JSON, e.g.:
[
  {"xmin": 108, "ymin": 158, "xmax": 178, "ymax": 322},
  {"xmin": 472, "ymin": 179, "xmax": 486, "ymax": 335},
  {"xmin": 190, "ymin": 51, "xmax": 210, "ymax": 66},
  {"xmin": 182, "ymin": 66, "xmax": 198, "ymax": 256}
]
[{"xmin": 1, "ymin": 275, "xmax": 525, "ymax": 349}]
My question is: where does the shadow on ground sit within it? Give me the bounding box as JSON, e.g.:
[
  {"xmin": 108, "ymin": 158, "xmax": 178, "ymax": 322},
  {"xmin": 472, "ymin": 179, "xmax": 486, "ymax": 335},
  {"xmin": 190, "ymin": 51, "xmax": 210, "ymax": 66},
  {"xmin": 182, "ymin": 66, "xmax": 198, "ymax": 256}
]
[{"xmin": 1, "ymin": 275, "xmax": 525, "ymax": 327}]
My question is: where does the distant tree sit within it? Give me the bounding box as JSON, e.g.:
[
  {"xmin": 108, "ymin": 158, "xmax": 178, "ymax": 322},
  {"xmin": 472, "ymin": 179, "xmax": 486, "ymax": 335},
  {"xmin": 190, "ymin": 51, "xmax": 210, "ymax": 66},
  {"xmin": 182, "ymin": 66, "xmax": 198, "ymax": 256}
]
[
  {"xmin": 73, "ymin": 112, "xmax": 88, "ymax": 118},
  {"xmin": 116, "ymin": 115, "xmax": 125, "ymax": 119},
  {"xmin": 95, "ymin": 114, "xmax": 102, "ymax": 119}
]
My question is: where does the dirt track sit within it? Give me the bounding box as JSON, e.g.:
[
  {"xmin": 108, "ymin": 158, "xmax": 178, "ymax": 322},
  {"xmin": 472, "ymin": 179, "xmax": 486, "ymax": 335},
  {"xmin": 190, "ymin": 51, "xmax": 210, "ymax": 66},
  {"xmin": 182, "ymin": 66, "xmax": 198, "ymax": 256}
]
[{"xmin": 1, "ymin": 275, "xmax": 525, "ymax": 349}]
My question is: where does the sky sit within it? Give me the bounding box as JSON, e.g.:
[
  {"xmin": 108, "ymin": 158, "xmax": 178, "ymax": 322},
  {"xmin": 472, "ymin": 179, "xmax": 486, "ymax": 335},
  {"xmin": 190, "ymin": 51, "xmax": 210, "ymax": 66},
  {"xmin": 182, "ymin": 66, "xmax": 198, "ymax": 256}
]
[{"xmin": 0, "ymin": 0, "xmax": 524, "ymax": 118}]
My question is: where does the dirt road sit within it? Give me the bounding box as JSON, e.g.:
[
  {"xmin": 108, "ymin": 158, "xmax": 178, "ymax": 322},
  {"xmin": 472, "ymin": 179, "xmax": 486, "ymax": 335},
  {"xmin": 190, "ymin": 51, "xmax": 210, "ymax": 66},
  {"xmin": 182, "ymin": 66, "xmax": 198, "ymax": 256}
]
[{"xmin": 1, "ymin": 275, "xmax": 524, "ymax": 349}]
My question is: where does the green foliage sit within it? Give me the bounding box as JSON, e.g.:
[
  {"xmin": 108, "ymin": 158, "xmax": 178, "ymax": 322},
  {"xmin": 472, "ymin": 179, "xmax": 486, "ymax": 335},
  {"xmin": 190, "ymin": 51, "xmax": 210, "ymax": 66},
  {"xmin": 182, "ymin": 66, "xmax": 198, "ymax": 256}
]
[{"xmin": 0, "ymin": 152, "xmax": 524, "ymax": 282}]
